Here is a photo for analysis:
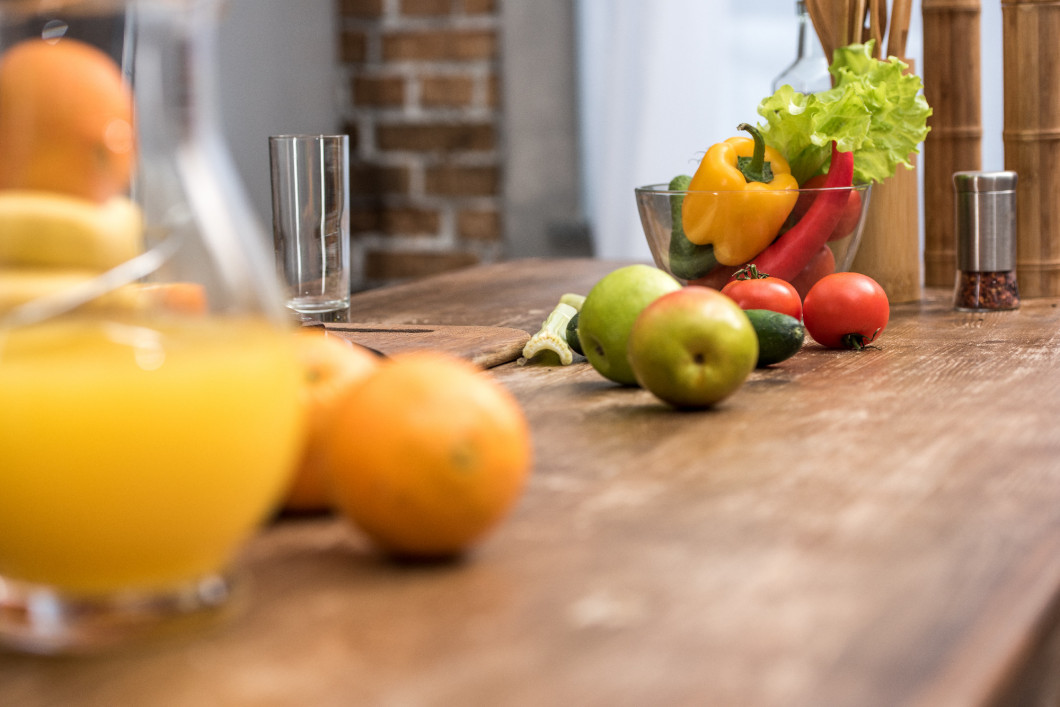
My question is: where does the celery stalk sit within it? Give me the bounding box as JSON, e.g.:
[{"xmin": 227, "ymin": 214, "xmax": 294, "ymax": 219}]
[{"xmin": 520, "ymin": 294, "xmax": 585, "ymax": 365}]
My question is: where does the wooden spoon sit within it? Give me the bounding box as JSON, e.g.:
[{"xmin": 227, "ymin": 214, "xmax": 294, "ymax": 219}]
[
  {"xmin": 886, "ymin": 0, "xmax": 912, "ymax": 58},
  {"xmin": 835, "ymin": 0, "xmax": 853, "ymax": 48},
  {"xmin": 804, "ymin": 0, "xmax": 836, "ymax": 61},
  {"xmin": 848, "ymin": 0, "xmax": 866, "ymax": 46},
  {"xmin": 868, "ymin": 0, "xmax": 884, "ymax": 55},
  {"xmin": 876, "ymin": 0, "xmax": 888, "ymax": 57}
]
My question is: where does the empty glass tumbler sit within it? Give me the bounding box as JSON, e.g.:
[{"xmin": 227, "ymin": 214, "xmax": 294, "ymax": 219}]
[{"xmin": 269, "ymin": 134, "xmax": 351, "ymax": 315}]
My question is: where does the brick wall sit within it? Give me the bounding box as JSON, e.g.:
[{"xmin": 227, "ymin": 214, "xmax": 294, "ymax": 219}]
[{"xmin": 337, "ymin": 0, "xmax": 503, "ymax": 290}]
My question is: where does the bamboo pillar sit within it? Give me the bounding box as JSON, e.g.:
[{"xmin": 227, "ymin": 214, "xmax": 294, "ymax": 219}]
[
  {"xmin": 851, "ymin": 59, "xmax": 922, "ymax": 303},
  {"xmin": 921, "ymin": 0, "xmax": 982, "ymax": 288},
  {"xmin": 1003, "ymin": 0, "xmax": 1060, "ymax": 297}
]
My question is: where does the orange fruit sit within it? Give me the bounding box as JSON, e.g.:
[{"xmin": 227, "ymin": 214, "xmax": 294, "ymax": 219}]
[
  {"xmin": 134, "ymin": 282, "xmax": 210, "ymax": 315},
  {"xmin": 285, "ymin": 329, "xmax": 379, "ymax": 511},
  {"xmin": 0, "ymin": 37, "xmax": 135, "ymax": 202},
  {"xmin": 327, "ymin": 350, "xmax": 532, "ymax": 558}
]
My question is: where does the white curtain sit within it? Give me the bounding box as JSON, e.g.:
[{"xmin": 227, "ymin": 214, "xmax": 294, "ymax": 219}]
[{"xmin": 576, "ymin": 0, "xmax": 801, "ymax": 260}]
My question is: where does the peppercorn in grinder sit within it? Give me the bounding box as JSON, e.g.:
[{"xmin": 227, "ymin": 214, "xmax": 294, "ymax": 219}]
[{"xmin": 953, "ymin": 171, "xmax": 1020, "ymax": 312}]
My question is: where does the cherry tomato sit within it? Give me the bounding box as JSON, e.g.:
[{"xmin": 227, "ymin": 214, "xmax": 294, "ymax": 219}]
[
  {"xmin": 789, "ymin": 245, "xmax": 836, "ymax": 300},
  {"xmin": 829, "ymin": 189, "xmax": 863, "ymax": 241},
  {"xmin": 803, "ymin": 272, "xmax": 889, "ymax": 349},
  {"xmin": 720, "ymin": 267, "xmax": 802, "ymax": 320}
]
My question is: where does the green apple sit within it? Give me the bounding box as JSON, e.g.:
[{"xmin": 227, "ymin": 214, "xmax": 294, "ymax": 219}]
[
  {"xmin": 627, "ymin": 286, "xmax": 758, "ymax": 408},
  {"xmin": 577, "ymin": 264, "xmax": 681, "ymax": 385}
]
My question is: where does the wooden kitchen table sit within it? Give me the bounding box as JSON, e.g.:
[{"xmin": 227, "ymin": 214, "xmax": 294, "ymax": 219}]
[{"xmin": 4, "ymin": 258, "xmax": 1060, "ymax": 706}]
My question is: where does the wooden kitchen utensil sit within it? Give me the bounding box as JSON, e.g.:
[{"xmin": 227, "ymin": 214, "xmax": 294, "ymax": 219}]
[
  {"xmin": 922, "ymin": 0, "xmax": 982, "ymax": 287},
  {"xmin": 1003, "ymin": 0, "xmax": 1060, "ymax": 297},
  {"xmin": 886, "ymin": 0, "xmax": 913, "ymax": 59},
  {"xmin": 867, "ymin": 0, "xmax": 885, "ymax": 48},
  {"xmin": 805, "ymin": 0, "xmax": 838, "ymax": 61}
]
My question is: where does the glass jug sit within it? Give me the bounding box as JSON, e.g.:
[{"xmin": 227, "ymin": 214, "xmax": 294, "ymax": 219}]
[{"xmin": 0, "ymin": 0, "xmax": 304, "ymax": 653}]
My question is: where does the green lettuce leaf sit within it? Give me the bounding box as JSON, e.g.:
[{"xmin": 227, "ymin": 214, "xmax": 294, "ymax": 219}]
[{"xmin": 756, "ymin": 41, "xmax": 932, "ymax": 185}]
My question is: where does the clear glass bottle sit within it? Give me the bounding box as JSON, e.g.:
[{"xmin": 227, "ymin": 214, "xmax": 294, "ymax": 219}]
[
  {"xmin": 772, "ymin": 0, "xmax": 831, "ymax": 93},
  {"xmin": 0, "ymin": 0, "xmax": 304, "ymax": 653}
]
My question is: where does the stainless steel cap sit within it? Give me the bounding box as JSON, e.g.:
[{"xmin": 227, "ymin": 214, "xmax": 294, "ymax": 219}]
[
  {"xmin": 954, "ymin": 171, "xmax": 1018, "ymax": 195},
  {"xmin": 954, "ymin": 170, "xmax": 1018, "ymax": 272}
]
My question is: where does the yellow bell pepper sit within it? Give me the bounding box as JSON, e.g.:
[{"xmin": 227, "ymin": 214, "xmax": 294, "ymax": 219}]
[{"xmin": 682, "ymin": 123, "xmax": 799, "ymax": 266}]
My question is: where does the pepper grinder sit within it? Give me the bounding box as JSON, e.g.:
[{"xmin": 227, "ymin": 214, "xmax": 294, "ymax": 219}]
[{"xmin": 953, "ymin": 171, "xmax": 1020, "ymax": 312}]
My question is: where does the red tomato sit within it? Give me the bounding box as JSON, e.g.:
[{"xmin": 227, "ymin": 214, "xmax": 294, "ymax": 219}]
[
  {"xmin": 803, "ymin": 272, "xmax": 889, "ymax": 349},
  {"xmin": 720, "ymin": 270, "xmax": 802, "ymax": 320},
  {"xmin": 829, "ymin": 189, "xmax": 863, "ymax": 241},
  {"xmin": 789, "ymin": 245, "xmax": 836, "ymax": 300},
  {"xmin": 791, "ymin": 174, "xmax": 863, "ymax": 241}
]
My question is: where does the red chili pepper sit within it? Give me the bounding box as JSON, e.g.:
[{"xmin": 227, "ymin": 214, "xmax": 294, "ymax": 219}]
[{"xmin": 744, "ymin": 142, "xmax": 855, "ymax": 282}]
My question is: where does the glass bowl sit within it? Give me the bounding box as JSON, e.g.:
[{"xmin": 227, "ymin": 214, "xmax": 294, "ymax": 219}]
[{"xmin": 634, "ymin": 182, "xmax": 872, "ymax": 297}]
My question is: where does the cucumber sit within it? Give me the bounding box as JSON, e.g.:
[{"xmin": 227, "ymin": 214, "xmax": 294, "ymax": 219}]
[
  {"xmin": 667, "ymin": 174, "xmax": 718, "ymax": 280},
  {"xmin": 744, "ymin": 309, "xmax": 804, "ymax": 367},
  {"xmin": 565, "ymin": 311, "xmax": 583, "ymax": 356}
]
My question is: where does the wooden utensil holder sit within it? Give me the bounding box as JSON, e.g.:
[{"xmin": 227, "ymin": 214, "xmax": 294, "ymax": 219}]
[
  {"xmin": 922, "ymin": 0, "xmax": 982, "ymax": 288},
  {"xmin": 851, "ymin": 160, "xmax": 922, "ymax": 302},
  {"xmin": 1003, "ymin": 0, "xmax": 1060, "ymax": 297},
  {"xmin": 850, "ymin": 61, "xmax": 922, "ymax": 303}
]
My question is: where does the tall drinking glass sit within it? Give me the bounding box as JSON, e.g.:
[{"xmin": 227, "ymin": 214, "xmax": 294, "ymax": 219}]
[
  {"xmin": 269, "ymin": 134, "xmax": 351, "ymax": 314},
  {"xmin": 0, "ymin": 0, "xmax": 304, "ymax": 653}
]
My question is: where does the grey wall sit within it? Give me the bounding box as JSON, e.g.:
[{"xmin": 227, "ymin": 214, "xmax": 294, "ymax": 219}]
[
  {"xmin": 500, "ymin": 0, "xmax": 588, "ymax": 258},
  {"xmin": 217, "ymin": 0, "xmax": 342, "ymax": 231}
]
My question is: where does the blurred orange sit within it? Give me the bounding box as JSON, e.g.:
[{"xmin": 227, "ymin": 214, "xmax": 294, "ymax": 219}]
[
  {"xmin": 284, "ymin": 330, "xmax": 379, "ymax": 512},
  {"xmin": 135, "ymin": 282, "xmax": 209, "ymax": 315},
  {"xmin": 327, "ymin": 350, "xmax": 532, "ymax": 558},
  {"xmin": 0, "ymin": 37, "xmax": 135, "ymax": 202}
]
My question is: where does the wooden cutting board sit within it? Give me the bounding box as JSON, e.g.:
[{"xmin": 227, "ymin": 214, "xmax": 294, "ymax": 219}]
[{"xmin": 322, "ymin": 322, "xmax": 531, "ymax": 369}]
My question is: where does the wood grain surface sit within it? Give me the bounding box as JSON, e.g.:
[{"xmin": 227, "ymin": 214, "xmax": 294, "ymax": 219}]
[
  {"xmin": 1003, "ymin": 0, "xmax": 1060, "ymax": 297},
  {"xmin": 4, "ymin": 259, "xmax": 1060, "ymax": 706},
  {"xmin": 324, "ymin": 323, "xmax": 530, "ymax": 368}
]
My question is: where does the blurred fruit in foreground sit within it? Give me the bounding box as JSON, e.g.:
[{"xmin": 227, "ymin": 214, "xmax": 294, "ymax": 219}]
[
  {"xmin": 131, "ymin": 282, "xmax": 208, "ymax": 315},
  {"xmin": 0, "ymin": 37, "xmax": 135, "ymax": 202},
  {"xmin": 327, "ymin": 351, "xmax": 532, "ymax": 558},
  {"xmin": 0, "ymin": 270, "xmax": 207, "ymax": 317},
  {"xmin": 0, "ymin": 191, "xmax": 142, "ymax": 270},
  {"xmin": 284, "ymin": 330, "xmax": 379, "ymax": 511}
]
